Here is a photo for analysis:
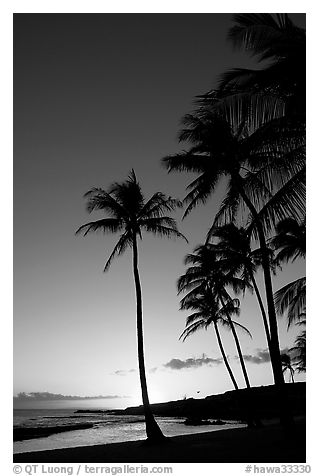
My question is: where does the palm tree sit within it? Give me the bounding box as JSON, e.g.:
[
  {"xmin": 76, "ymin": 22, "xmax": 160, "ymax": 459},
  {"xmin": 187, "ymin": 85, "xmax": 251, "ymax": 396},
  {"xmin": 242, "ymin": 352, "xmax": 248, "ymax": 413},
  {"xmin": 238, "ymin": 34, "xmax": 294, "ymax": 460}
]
[
  {"xmin": 180, "ymin": 290, "xmax": 251, "ymax": 390},
  {"xmin": 281, "ymin": 353, "xmax": 295, "ymax": 383},
  {"xmin": 208, "ymin": 224, "xmax": 272, "ymax": 349},
  {"xmin": 76, "ymin": 170, "xmax": 187, "ymax": 442},
  {"xmin": 178, "ymin": 243, "xmax": 252, "ymax": 389}
]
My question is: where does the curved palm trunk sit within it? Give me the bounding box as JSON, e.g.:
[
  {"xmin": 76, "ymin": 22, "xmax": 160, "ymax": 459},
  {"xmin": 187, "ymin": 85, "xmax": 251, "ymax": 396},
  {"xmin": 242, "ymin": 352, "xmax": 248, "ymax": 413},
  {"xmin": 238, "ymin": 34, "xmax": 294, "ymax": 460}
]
[
  {"xmin": 250, "ymin": 272, "xmax": 272, "ymax": 350},
  {"xmin": 132, "ymin": 234, "xmax": 166, "ymax": 442},
  {"xmin": 219, "ymin": 294, "xmax": 251, "ymax": 389},
  {"xmin": 214, "ymin": 321, "xmax": 239, "ymax": 390}
]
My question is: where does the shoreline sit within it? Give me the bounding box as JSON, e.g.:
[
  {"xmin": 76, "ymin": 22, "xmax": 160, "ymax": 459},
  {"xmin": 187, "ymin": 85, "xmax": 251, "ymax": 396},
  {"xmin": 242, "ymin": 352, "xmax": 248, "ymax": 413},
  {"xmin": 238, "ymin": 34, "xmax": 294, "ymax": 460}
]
[
  {"xmin": 13, "ymin": 423, "xmax": 94, "ymax": 442},
  {"xmin": 14, "ymin": 417, "xmax": 306, "ymax": 463}
]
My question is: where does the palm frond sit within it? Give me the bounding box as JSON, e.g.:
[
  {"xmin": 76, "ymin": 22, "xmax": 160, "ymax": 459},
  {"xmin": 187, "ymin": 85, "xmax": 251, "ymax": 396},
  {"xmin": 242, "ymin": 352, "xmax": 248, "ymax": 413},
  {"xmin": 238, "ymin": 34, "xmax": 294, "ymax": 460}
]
[
  {"xmin": 103, "ymin": 232, "xmax": 131, "ymax": 272},
  {"xmin": 226, "ymin": 319, "xmax": 253, "ymax": 338},
  {"xmin": 246, "ymin": 166, "xmax": 305, "ymax": 240},
  {"xmin": 274, "ymin": 277, "xmax": 306, "ymax": 328},
  {"xmin": 139, "ymin": 218, "xmax": 188, "ymax": 242},
  {"xmin": 138, "ymin": 192, "xmax": 183, "ymax": 219},
  {"xmin": 271, "ymin": 217, "xmax": 306, "ymax": 263},
  {"xmin": 180, "ymin": 320, "xmax": 208, "ymax": 341},
  {"xmin": 83, "ymin": 188, "xmax": 127, "ymax": 218},
  {"xmin": 183, "ymin": 172, "xmax": 221, "ymax": 218},
  {"xmin": 209, "ymin": 179, "xmax": 241, "ymax": 230},
  {"xmin": 162, "ymin": 152, "xmax": 210, "ymax": 174},
  {"xmin": 75, "ymin": 218, "xmax": 124, "ymax": 237}
]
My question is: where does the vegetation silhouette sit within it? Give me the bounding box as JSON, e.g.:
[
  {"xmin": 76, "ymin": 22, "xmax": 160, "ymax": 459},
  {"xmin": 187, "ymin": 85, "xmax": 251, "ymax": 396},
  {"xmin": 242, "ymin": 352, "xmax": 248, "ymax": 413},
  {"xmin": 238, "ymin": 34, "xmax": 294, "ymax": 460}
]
[
  {"xmin": 163, "ymin": 13, "xmax": 305, "ymax": 427},
  {"xmin": 271, "ymin": 218, "xmax": 306, "ymax": 328},
  {"xmin": 207, "ymin": 224, "xmax": 272, "ymax": 350},
  {"xmin": 289, "ymin": 320, "xmax": 306, "ymax": 373},
  {"xmin": 199, "ymin": 14, "xmax": 305, "ymax": 132},
  {"xmin": 271, "ymin": 217, "xmax": 306, "ymax": 379},
  {"xmin": 179, "ymin": 289, "xmax": 248, "ymax": 391},
  {"xmin": 177, "ymin": 243, "xmax": 264, "ymax": 426},
  {"xmin": 162, "ymin": 109, "xmax": 304, "ymax": 398},
  {"xmin": 76, "ymin": 170, "xmax": 187, "ymax": 443},
  {"xmin": 281, "ymin": 353, "xmax": 295, "ymax": 384},
  {"xmin": 178, "ymin": 244, "xmax": 252, "ymax": 389}
]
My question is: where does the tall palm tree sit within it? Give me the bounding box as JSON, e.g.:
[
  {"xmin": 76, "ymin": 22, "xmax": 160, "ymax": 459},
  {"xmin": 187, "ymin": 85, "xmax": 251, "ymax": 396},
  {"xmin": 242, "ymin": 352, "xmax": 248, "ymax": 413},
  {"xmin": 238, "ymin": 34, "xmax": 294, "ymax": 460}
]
[
  {"xmin": 180, "ymin": 291, "xmax": 252, "ymax": 390},
  {"xmin": 76, "ymin": 170, "xmax": 187, "ymax": 442},
  {"xmin": 208, "ymin": 223, "xmax": 272, "ymax": 349},
  {"xmin": 281, "ymin": 353, "xmax": 295, "ymax": 383},
  {"xmin": 178, "ymin": 244, "xmax": 252, "ymax": 389}
]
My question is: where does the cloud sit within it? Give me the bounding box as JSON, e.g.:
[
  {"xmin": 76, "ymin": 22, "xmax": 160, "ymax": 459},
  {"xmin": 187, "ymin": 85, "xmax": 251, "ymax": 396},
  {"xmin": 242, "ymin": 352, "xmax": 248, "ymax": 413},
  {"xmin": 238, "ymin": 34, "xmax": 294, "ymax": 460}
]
[
  {"xmin": 163, "ymin": 354, "xmax": 223, "ymax": 370},
  {"xmin": 13, "ymin": 392, "xmax": 130, "ymax": 401},
  {"xmin": 113, "ymin": 368, "xmax": 136, "ymax": 376},
  {"xmin": 242, "ymin": 350, "xmax": 270, "ymax": 364},
  {"xmin": 240, "ymin": 348, "xmax": 290, "ymax": 364}
]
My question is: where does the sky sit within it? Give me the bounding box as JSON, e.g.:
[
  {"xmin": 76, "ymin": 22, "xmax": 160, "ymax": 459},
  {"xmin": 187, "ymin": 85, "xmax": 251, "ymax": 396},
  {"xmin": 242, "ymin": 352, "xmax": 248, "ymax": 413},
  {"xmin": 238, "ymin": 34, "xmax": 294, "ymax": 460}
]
[{"xmin": 13, "ymin": 13, "xmax": 306, "ymax": 409}]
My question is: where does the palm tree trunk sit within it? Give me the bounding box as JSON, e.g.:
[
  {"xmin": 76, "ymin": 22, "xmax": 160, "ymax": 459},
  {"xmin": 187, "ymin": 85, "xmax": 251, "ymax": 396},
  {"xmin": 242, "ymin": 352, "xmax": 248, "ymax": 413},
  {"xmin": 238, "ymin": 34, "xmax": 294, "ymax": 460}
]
[
  {"xmin": 234, "ymin": 176, "xmax": 285, "ymax": 387},
  {"xmin": 219, "ymin": 294, "xmax": 251, "ymax": 389},
  {"xmin": 214, "ymin": 321, "xmax": 239, "ymax": 390},
  {"xmin": 132, "ymin": 234, "xmax": 166, "ymax": 442},
  {"xmin": 250, "ymin": 272, "xmax": 272, "ymax": 350},
  {"xmin": 219, "ymin": 294, "xmax": 259, "ymax": 427},
  {"xmin": 234, "ymin": 176, "xmax": 293, "ymax": 428}
]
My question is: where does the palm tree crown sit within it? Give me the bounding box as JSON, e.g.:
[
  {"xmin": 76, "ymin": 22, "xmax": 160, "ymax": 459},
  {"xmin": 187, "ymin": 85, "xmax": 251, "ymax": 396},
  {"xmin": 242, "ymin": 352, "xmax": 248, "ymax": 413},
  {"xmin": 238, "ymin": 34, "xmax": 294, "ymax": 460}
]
[
  {"xmin": 76, "ymin": 170, "xmax": 187, "ymax": 270},
  {"xmin": 180, "ymin": 291, "xmax": 250, "ymax": 342}
]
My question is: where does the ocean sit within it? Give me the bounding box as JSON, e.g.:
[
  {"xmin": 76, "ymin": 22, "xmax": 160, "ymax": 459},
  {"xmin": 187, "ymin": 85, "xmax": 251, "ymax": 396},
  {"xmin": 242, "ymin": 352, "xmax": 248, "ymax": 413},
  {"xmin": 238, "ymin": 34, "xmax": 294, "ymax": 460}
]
[{"xmin": 13, "ymin": 408, "xmax": 245, "ymax": 454}]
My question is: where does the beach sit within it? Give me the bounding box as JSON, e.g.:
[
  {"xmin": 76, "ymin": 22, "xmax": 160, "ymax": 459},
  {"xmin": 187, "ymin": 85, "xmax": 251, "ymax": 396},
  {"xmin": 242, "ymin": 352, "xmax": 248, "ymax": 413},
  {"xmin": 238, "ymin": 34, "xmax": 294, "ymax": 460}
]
[{"xmin": 14, "ymin": 417, "xmax": 306, "ymax": 463}]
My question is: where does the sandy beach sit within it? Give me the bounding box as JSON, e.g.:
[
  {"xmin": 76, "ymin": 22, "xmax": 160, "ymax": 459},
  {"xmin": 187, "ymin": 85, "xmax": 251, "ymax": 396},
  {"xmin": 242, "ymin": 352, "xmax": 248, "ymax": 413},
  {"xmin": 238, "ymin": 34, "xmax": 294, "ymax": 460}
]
[{"xmin": 14, "ymin": 417, "xmax": 306, "ymax": 463}]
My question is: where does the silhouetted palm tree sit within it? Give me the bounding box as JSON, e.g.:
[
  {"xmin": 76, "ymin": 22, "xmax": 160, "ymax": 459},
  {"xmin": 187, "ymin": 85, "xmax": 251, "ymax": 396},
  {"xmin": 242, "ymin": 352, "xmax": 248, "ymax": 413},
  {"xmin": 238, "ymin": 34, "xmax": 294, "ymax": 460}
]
[
  {"xmin": 208, "ymin": 224, "xmax": 271, "ymax": 349},
  {"xmin": 180, "ymin": 291, "xmax": 252, "ymax": 390},
  {"xmin": 281, "ymin": 353, "xmax": 295, "ymax": 383},
  {"xmin": 163, "ymin": 13, "xmax": 305, "ymax": 427},
  {"xmin": 178, "ymin": 244, "xmax": 252, "ymax": 389},
  {"xmin": 76, "ymin": 170, "xmax": 187, "ymax": 442}
]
